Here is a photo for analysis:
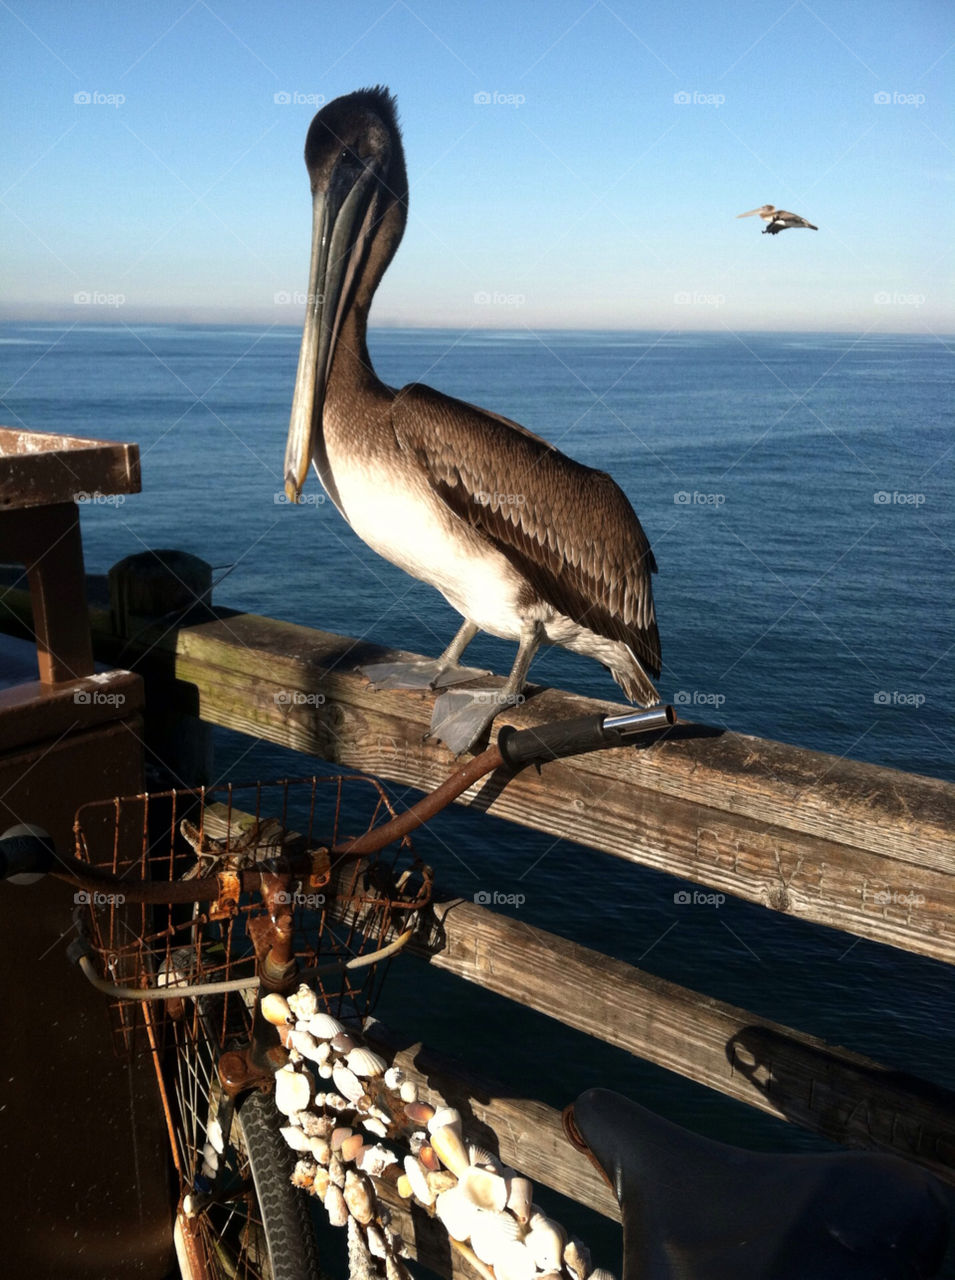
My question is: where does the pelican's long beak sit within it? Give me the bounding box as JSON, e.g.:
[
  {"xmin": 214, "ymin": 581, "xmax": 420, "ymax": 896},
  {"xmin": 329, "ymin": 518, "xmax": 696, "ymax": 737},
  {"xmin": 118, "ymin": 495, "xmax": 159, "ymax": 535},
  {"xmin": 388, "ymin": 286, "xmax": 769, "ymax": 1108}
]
[
  {"xmin": 285, "ymin": 163, "xmax": 379, "ymax": 502},
  {"xmin": 736, "ymin": 208, "xmax": 764, "ymax": 218}
]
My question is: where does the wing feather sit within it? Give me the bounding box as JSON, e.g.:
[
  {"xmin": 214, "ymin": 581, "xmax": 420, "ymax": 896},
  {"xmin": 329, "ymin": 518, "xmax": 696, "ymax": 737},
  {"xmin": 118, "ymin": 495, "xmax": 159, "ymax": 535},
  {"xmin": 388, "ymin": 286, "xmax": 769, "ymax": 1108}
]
[{"xmin": 391, "ymin": 383, "xmax": 660, "ymax": 676}]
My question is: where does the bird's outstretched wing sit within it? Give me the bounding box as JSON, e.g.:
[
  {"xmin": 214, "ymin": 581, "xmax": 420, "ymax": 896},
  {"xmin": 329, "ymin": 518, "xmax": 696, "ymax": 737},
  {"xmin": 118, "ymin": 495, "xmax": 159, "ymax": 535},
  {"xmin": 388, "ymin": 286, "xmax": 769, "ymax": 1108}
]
[{"xmin": 391, "ymin": 382, "xmax": 660, "ymax": 676}]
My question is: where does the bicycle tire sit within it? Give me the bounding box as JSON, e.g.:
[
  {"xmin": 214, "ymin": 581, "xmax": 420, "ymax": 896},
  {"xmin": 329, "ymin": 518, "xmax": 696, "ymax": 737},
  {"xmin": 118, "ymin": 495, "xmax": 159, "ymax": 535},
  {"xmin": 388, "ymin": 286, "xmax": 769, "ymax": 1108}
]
[
  {"xmin": 236, "ymin": 1088, "xmax": 322, "ymax": 1280},
  {"xmin": 169, "ymin": 994, "xmax": 322, "ymax": 1280}
]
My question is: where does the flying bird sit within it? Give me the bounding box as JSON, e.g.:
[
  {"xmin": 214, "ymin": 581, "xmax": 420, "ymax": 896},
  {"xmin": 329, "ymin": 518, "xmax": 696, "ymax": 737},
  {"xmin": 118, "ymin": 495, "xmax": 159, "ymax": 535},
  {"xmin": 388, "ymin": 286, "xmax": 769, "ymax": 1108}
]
[
  {"xmin": 737, "ymin": 205, "xmax": 818, "ymax": 234},
  {"xmin": 284, "ymin": 87, "xmax": 661, "ymax": 752}
]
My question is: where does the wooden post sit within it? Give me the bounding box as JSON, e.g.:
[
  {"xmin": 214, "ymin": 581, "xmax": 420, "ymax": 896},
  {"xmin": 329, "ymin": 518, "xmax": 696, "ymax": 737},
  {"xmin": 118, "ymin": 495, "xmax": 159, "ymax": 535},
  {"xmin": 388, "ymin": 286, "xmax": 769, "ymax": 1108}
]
[{"xmin": 108, "ymin": 550, "xmax": 214, "ymax": 785}]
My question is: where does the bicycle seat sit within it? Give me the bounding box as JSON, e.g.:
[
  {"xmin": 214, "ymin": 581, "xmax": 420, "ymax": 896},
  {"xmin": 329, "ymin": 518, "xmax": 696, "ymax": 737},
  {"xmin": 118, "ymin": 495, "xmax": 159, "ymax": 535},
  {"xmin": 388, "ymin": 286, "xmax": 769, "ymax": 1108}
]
[{"xmin": 564, "ymin": 1088, "xmax": 949, "ymax": 1280}]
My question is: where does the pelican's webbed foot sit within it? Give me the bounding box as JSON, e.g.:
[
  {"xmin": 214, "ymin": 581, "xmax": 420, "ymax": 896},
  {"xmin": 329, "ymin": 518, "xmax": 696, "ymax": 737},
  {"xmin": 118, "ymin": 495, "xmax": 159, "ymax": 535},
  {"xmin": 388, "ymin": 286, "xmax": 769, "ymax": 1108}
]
[
  {"xmin": 361, "ymin": 658, "xmax": 492, "ymax": 692},
  {"xmin": 428, "ymin": 687, "xmax": 524, "ymax": 755}
]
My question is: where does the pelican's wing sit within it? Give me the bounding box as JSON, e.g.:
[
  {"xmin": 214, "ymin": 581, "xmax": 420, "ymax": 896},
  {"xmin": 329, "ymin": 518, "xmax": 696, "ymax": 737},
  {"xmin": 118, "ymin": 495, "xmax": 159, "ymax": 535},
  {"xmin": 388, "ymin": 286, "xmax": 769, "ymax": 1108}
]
[{"xmin": 391, "ymin": 382, "xmax": 661, "ymax": 675}]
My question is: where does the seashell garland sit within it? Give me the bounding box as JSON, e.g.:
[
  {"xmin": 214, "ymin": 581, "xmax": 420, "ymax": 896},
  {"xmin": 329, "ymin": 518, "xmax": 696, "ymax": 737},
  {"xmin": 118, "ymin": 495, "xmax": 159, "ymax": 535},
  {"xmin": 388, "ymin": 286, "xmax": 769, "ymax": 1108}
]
[{"xmin": 271, "ymin": 982, "xmax": 612, "ymax": 1280}]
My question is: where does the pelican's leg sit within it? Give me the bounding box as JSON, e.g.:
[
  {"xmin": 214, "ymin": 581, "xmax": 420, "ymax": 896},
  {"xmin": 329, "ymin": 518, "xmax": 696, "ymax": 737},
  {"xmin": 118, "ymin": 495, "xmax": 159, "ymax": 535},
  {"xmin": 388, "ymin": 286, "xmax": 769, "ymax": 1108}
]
[
  {"xmin": 429, "ymin": 620, "xmax": 544, "ymax": 755},
  {"xmin": 361, "ymin": 619, "xmax": 491, "ymax": 692}
]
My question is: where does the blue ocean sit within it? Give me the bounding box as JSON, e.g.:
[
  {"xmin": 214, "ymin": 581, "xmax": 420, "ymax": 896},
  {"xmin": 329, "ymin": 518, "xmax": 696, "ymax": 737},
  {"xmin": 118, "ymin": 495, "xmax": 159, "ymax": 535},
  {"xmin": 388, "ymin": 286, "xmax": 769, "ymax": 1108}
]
[{"xmin": 2, "ymin": 324, "xmax": 953, "ymax": 1263}]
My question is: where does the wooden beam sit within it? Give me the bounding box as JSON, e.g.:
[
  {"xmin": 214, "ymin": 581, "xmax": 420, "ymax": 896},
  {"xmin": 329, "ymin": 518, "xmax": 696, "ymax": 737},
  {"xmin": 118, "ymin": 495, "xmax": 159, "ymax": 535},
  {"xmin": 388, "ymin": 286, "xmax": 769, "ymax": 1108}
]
[
  {"xmin": 0, "ymin": 592, "xmax": 952, "ymax": 962},
  {"xmin": 397, "ymin": 895, "xmax": 955, "ymax": 1184}
]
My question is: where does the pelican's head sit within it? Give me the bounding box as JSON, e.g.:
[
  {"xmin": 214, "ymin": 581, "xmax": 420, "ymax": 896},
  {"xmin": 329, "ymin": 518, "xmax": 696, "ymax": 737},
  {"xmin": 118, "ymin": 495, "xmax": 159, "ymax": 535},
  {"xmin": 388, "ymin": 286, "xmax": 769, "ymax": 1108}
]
[
  {"xmin": 736, "ymin": 205, "xmax": 776, "ymax": 218},
  {"xmin": 285, "ymin": 87, "xmax": 408, "ymax": 502}
]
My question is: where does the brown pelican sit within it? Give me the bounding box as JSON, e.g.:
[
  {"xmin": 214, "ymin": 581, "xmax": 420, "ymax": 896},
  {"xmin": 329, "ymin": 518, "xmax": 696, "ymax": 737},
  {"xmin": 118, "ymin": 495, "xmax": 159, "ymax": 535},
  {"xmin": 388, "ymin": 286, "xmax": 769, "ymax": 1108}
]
[
  {"xmin": 737, "ymin": 205, "xmax": 818, "ymax": 235},
  {"xmin": 284, "ymin": 87, "xmax": 661, "ymax": 752}
]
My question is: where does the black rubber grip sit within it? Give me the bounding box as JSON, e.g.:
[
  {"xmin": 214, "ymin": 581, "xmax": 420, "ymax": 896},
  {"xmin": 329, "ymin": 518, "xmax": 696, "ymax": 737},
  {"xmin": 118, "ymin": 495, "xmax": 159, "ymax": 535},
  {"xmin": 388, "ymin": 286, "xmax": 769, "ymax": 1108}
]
[
  {"xmin": 497, "ymin": 714, "xmax": 616, "ymax": 768},
  {"xmin": 0, "ymin": 831, "xmax": 56, "ymax": 879}
]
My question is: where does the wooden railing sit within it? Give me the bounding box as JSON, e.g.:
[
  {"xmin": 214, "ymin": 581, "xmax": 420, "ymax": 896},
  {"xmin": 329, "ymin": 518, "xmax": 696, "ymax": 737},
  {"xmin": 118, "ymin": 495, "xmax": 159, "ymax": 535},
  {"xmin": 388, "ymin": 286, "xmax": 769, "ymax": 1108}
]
[{"xmin": 2, "ymin": 554, "xmax": 954, "ymax": 1239}]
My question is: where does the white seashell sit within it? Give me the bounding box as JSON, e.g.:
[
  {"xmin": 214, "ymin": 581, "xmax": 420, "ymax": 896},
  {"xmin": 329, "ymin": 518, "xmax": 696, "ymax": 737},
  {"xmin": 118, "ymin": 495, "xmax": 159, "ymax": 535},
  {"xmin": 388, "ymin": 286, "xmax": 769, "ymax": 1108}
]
[
  {"xmin": 468, "ymin": 1144, "xmax": 501, "ymax": 1171},
  {"xmin": 289, "ymin": 1028, "xmax": 325, "ymax": 1062},
  {"xmin": 505, "ymin": 1175, "xmax": 533, "ymax": 1224},
  {"xmin": 525, "ymin": 1216, "xmax": 566, "ymax": 1271},
  {"xmin": 399, "ymin": 1079, "xmax": 418, "ymax": 1104},
  {"xmin": 383, "ymin": 1065, "xmax": 404, "ymax": 1090},
  {"xmin": 564, "ymin": 1238, "xmax": 592, "ymax": 1280},
  {"xmin": 367, "ymin": 1224, "xmax": 388, "ymax": 1259},
  {"xmin": 493, "ymin": 1241, "xmax": 537, "ymax": 1280},
  {"xmin": 319, "ymin": 1063, "xmax": 334, "ymax": 1079},
  {"xmin": 430, "ymin": 1123, "xmax": 469, "ymax": 1176},
  {"xmin": 207, "ymin": 1116, "xmax": 225, "ymax": 1155},
  {"xmin": 458, "ymin": 1165, "xmax": 508, "ymax": 1212},
  {"xmin": 362, "ymin": 1116, "xmax": 389, "ymax": 1139},
  {"xmin": 201, "ymin": 1141, "xmax": 218, "ymax": 1177},
  {"xmin": 434, "ymin": 1187, "xmax": 478, "ymax": 1241},
  {"xmin": 274, "ymin": 1063, "xmax": 313, "ymax": 1116},
  {"xmin": 308, "ymin": 1136, "xmax": 331, "ymax": 1164},
  {"xmin": 291, "ymin": 1157, "xmax": 317, "ymax": 1190},
  {"xmin": 324, "ymin": 1182, "xmax": 349, "ymax": 1227},
  {"xmin": 408, "ymin": 1130, "xmax": 429, "ymax": 1155},
  {"xmin": 329, "ymin": 1154, "xmax": 346, "ymax": 1187},
  {"xmin": 347, "ymin": 1046, "xmax": 387, "ymax": 1078},
  {"xmin": 261, "ymin": 992, "xmax": 293, "ymax": 1025},
  {"xmin": 316, "ymin": 1091, "xmax": 350, "ymax": 1111},
  {"xmin": 469, "ymin": 1209, "xmax": 524, "ymax": 1264},
  {"xmin": 427, "ymin": 1105, "xmax": 462, "ymax": 1137},
  {"xmin": 288, "ymin": 984, "xmax": 319, "ymax": 1020},
  {"xmin": 344, "ymin": 1169, "xmax": 376, "ymax": 1224},
  {"xmin": 402, "ymin": 1154, "xmax": 434, "ymax": 1206},
  {"xmin": 588, "ymin": 1271, "xmax": 616, "ymax": 1280},
  {"xmin": 280, "ymin": 1124, "xmax": 313, "ymax": 1153},
  {"xmin": 333, "ymin": 1063, "xmax": 366, "ymax": 1104},
  {"xmin": 426, "ymin": 1169, "xmax": 458, "ymax": 1196},
  {"xmin": 358, "ymin": 1143, "xmax": 398, "ymax": 1178},
  {"xmin": 306, "ymin": 1012, "xmax": 347, "ymax": 1040}
]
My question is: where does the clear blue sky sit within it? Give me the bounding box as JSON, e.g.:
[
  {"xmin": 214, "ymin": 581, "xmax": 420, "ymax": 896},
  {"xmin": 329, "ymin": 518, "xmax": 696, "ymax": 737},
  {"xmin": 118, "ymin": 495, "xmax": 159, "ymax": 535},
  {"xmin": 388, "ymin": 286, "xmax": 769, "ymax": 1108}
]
[{"xmin": 2, "ymin": 0, "xmax": 951, "ymax": 331}]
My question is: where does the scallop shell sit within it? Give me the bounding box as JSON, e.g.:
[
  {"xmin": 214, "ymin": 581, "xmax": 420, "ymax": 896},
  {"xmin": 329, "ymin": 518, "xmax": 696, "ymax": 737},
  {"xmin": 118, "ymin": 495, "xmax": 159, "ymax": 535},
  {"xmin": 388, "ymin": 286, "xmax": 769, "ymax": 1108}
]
[
  {"xmin": 434, "ymin": 1187, "xmax": 478, "ymax": 1242},
  {"xmin": 430, "ymin": 1123, "xmax": 469, "ymax": 1176},
  {"xmin": 280, "ymin": 1124, "xmax": 313, "ymax": 1153},
  {"xmin": 347, "ymin": 1046, "xmax": 387, "ymax": 1078},
  {"xmin": 402, "ymin": 1154, "xmax": 434, "ymax": 1206},
  {"xmin": 344, "ymin": 1169, "xmax": 375, "ymax": 1224},
  {"xmin": 324, "ymin": 1182, "xmax": 349, "ymax": 1227},
  {"xmin": 306, "ymin": 1012, "xmax": 347, "ymax": 1040},
  {"xmin": 260, "ymin": 992, "xmax": 293, "ymax": 1025},
  {"xmin": 468, "ymin": 1144, "xmax": 501, "ymax": 1171},
  {"xmin": 493, "ymin": 1241, "xmax": 537, "ymax": 1280},
  {"xmin": 505, "ymin": 1175, "xmax": 533, "ymax": 1224},
  {"xmin": 427, "ymin": 1105, "xmax": 462, "ymax": 1137},
  {"xmin": 274, "ymin": 1064, "xmax": 313, "ymax": 1117},
  {"xmin": 458, "ymin": 1165, "xmax": 509, "ymax": 1212},
  {"xmin": 525, "ymin": 1216, "xmax": 566, "ymax": 1271},
  {"xmin": 288, "ymin": 984, "xmax": 319, "ymax": 1020},
  {"xmin": 563, "ymin": 1238, "xmax": 592, "ymax": 1280},
  {"xmin": 469, "ymin": 1209, "xmax": 524, "ymax": 1264},
  {"xmin": 332, "ymin": 1063, "xmax": 366, "ymax": 1105}
]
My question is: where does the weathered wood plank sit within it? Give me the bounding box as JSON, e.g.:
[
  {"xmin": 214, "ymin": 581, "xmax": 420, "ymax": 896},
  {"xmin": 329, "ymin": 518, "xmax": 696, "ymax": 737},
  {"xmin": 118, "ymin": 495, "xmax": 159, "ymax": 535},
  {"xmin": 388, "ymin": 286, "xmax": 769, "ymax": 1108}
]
[
  {"xmin": 396, "ymin": 896, "xmax": 955, "ymax": 1184},
  {"xmin": 0, "ymin": 591, "xmax": 953, "ymax": 962}
]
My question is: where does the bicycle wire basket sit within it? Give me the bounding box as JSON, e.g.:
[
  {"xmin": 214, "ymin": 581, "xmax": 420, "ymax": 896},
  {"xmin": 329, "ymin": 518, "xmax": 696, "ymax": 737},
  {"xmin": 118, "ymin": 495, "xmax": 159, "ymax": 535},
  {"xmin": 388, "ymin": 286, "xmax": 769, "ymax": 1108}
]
[{"xmin": 71, "ymin": 775, "xmax": 433, "ymax": 1061}]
